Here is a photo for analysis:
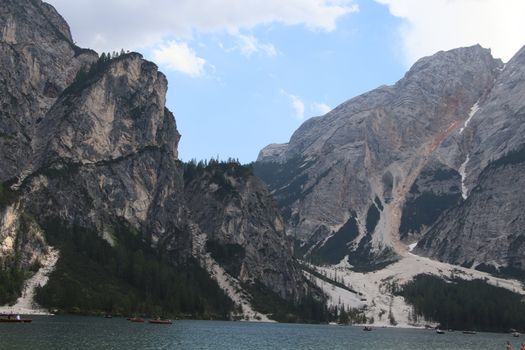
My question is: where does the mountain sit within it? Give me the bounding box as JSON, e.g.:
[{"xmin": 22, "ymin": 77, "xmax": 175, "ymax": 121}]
[
  {"xmin": 0, "ymin": 0, "xmax": 315, "ymax": 320},
  {"xmin": 414, "ymin": 46, "xmax": 525, "ymax": 275},
  {"xmin": 255, "ymin": 44, "xmax": 525, "ymax": 275}
]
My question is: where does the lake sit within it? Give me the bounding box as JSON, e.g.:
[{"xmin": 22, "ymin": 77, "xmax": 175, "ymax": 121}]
[{"xmin": 0, "ymin": 316, "xmax": 520, "ymax": 349}]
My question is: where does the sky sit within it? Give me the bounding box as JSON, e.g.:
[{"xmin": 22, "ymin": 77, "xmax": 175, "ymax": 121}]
[{"xmin": 46, "ymin": 0, "xmax": 525, "ymax": 163}]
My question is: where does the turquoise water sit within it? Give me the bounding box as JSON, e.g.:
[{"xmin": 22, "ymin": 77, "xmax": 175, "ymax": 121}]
[{"xmin": 0, "ymin": 316, "xmax": 520, "ymax": 349}]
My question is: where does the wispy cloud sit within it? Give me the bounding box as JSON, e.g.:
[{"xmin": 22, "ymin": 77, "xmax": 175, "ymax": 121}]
[
  {"xmin": 153, "ymin": 41, "xmax": 206, "ymax": 77},
  {"xmin": 376, "ymin": 0, "xmax": 525, "ymax": 64},
  {"xmin": 313, "ymin": 102, "xmax": 331, "ymax": 115},
  {"xmin": 280, "ymin": 89, "xmax": 305, "ymax": 120},
  {"xmin": 235, "ymin": 34, "xmax": 277, "ymax": 57}
]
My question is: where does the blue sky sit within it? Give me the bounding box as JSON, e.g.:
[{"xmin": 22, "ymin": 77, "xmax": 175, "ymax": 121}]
[
  {"xmin": 159, "ymin": 1, "xmax": 404, "ymax": 163},
  {"xmin": 47, "ymin": 0, "xmax": 525, "ymax": 163}
]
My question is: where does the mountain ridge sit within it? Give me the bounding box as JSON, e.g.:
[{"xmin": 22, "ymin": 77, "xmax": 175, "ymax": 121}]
[
  {"xmin": 255, "ymin": 43, "xmax": 524, "ymax": 275},
  {"xmin": 0, "ymin": 0, "xmax": 317, "ymax": 320}
]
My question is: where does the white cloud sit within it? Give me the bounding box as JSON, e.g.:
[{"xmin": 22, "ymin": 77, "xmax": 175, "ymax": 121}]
[
  {"xmin": 153, "ymin": 41, "xmax": 206, "ymax": 77},
  {"xmin": 313, "ymin": 102, "xmax": 331, "ymax": 115},
  {"xmin": 376, "ymin": 0, "xmax": 525, "ymax": 64},
  {"xmin": 235, "ymin": 34, "xmax": 277, "ymax": 57},
  {"xmin": 280, "ymin": 90, "xmax": 305, "ymax": 120},
  {"xmin": 47, "ymin": 0, "xmax": 359, "ymax": 53}
]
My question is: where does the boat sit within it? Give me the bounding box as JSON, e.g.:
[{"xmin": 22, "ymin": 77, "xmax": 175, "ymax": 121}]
[
  {"xmin": 512, "ymin": 332, "xmax": 520, "ymax": 337},
  {"xmin": 149, "ymin": 318, "xmax": 172, "ymax": 325},
  {"xmin": 0, "ymin": 318, "xmax": 32, "ymax": 323},
  {"xmin": 436, "ymin": 329, "xmax": 445, "ymax": 334},
  {"xmin": 363, "ymin": 326, "xmax": 373, "ymax": 331},
  {"xmin": 128, "ymin": 317, "xmax": 145, "ymax": 323},
  {"xmin": 0, "ymin": 316, "xmax": 32, "ymax": 323}
]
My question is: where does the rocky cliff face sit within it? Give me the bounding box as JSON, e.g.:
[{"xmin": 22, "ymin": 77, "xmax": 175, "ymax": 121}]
[
  {"xmin": 414, "ymin": 47, "xmax": 525, "ymax": 274},
  {"xmin": 0, "ymin": 0, "xmax": 97, "ymax": 181},
  {"xmin": 257, "ymin": 44, "xmax": 525, "ymax": 274},
  {"xmin": 1, "ymin": 0, "xmax": 97, "ymax": 274},
  {"xmin": 21, "ymin": 52, "xmax": 189, "ymax": 256},
  {"xmin": 0, "ymin": 0, "xmax": 308, "ymax": 316},
  {"xmin": 184, "ymin": 162, "xmax": 304, "ymax": 300}
]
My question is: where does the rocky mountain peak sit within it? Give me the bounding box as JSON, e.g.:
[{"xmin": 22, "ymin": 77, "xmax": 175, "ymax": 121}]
[
  {"xmin": 1, "ymin": 0, "xmax": 312, "ymax": 320},
  {"xmin": 1, "ymin": 0, "xmax": 74, "ymax": 45},
  {"xmin": 258, "ymin": 45, "xmax": 501, "ymax": 167},
  {"xmin": 397, "ymin": 45, "xmax": 502, "ymax": 104},
  {"xmin": 404, "ymin": 45, "xmax": 500, "ymax": 78},
  {"xmin": 410, "ymin": 45, "xmax": 525, "ymax": 273},
  {"xmin": 0, "ymin": 0, "xmax": 97, "ymax": 181},
  {"xmin": 255, "ymin": 44, "xmax": 506, "ymax": 269},
  {"xmin": 32, "ymin": 52, "xmax": 180, "ymax": 169}
]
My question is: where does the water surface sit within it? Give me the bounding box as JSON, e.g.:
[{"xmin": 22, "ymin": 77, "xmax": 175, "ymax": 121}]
[{"xmin": 0, "ymin": 316, "xmax": 520, "ymax": 349}]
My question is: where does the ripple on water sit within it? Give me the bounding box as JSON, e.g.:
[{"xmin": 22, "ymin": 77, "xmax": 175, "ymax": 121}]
[{"xmin": 0, "ymin": 316, "xmax": 519, "ymax": 350}]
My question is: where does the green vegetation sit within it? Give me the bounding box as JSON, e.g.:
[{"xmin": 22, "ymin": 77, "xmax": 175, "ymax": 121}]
[
  {"xmin": 298, "ymin": 264, "xmax": 370, "ymax": 324},
  {"xmin": 365, "ymin": 204, "xmax": 380, "ymax": 234},
  {"xmin": 299, "ymin": 263, "xmax": 360, "ymax": 295},
  {"xmin": 309, "ymin": 217, "xmax": 359, "ymax": 265},
  {"xmin": 343, "ymin": 229, "xmax": 397, "ymax": 272},
  {"xmin": 0, "ymin": 182, "xmax": 17, "ymax": 207},
  {"xmin": 0, "ymin": 212, "xmax": 40, "ymax": 305},
  {"xmin": 63, "ymin": 53, "xmax": 112, "ymax": 95},
  {"xmin": 184, "ymin": 158, "xmax": 253, "ymax": 181},
  {"xmin": 184, "ymin": 158, "xmax": 253, "ymax": 198},
  {"xmin": 206, "ymin": 240, "xmax": 245, "ymax": 277},
  {"xmin": 35, "ymin": 219, "xmax": 233, "ymax": 318},
  {"xmin": 0, "ymin": 264, "xmax": 25, "ymax": 305},
  {"xmin": 40, "ymin": 161, "xmax": 81, "ymax": 180},
  {"xmin": 399, "ymin": 191, "xmax": 461, "ymax": 239},
  {"xmin": 253, "ymin": 157, "xmax": 315, "ymax": 220},
  {"xmin": 399, "ymin": 274, "xmax": 525, "ymax": 332},
  {"xmin": 475, "ymin": 263, "xmax": 525, "ymax": 281},
  {"xmin": 245, "ymin": 281, "xmax": 331, "ymax": 323},
  {"xmin": 487, "ymin": 145, "xmax": 525, "ymax": 169},
  {"xmin": 399, "ymin": 166, "xmax": 461, "ymax": 239},
  {"xmin": 63, "ymin": 51, "xmax": 130, "ymax": 96},
  {"xmin": 335, "ymin": 307, "xmax": 369, "ymax": 325}
]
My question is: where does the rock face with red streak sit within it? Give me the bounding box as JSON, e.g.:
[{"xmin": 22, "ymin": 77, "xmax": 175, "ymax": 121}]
[{"xmin": 256, "ymin": 45, "xmax": 509, "ymax": 271}]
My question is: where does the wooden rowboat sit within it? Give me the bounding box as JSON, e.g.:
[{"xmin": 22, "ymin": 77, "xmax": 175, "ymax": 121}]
[
  {"xmin": 0, "ymin": 318, "xmax": 32, "ymax": 323},
  {"xmin": 149, "ymin": 319, "xmax": 172, "ymax": 325}
]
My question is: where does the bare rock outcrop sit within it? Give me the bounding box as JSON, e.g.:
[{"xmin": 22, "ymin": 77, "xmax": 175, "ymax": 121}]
[
  {"xmin": 0, "ymin": 0, "xmax": 307, "ymax": 313},
  {"xmin": 255, "ymin": 45, "xmax": 502, "ymax": 269}
]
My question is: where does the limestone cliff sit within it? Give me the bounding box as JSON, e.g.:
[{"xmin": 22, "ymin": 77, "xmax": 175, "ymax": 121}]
[
  {"xmin": 414, "ymin": 47, "xmax": 525, "ymax": 274},
  {"xmin": 184, "ymin": 161, "xmax": 304, "ymax": 300},
  {"xmin": 0, "ymin": 0, "xmax": 309, "ymax": 317},
  {"xmin": 256, "ymin": 45, "xmax": 502, "ymax": 269}
]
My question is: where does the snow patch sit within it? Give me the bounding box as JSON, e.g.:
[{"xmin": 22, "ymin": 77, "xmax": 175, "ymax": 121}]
[
  {"xmin": 0, "ymin": 248, "xmax": 59, "ymax": 315},
  {"xmin": 459, "ymin": 101, "xmax": 480, "ymax": 134},
  {"xmin": 408, "ymin": 242, "xmax": 418, "ymax": 252},
  {"xmin": 459, "ymin": 155, "xmax": 470, "ymax": 200}
]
